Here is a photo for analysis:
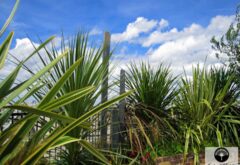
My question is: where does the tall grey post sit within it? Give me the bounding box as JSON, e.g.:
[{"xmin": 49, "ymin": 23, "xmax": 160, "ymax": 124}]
[
  {"xmin": 111, "ymin": 69, "xmax": 126, "ymax": 149},
  {"xmin": 101, "ymin": 32, "xmax": 110, "ymax": 148}
]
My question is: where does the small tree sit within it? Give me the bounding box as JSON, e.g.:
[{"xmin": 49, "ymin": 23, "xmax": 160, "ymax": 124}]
[{"xmin": 211, "ymin": 5, "xmax": 240, "ymax": 76}]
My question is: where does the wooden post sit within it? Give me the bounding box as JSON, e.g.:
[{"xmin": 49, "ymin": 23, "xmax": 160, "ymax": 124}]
[
  {"xmin": 111, "ymin": 69, "xmax": 126, "ymax": 149},
  {"xmin": 119, "ymin": 69, "xmax": 126, "ymax": 111},
  {"xmin": 119, "ymin": 69, "xmax": 126, "ymax": 143},
  {"xmin": 101, "ymin": 32, "xmax": 110, "ymax": 148}
]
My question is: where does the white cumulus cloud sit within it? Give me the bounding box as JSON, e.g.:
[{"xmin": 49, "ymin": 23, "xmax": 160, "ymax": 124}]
[
  {"xmin": 142, "ymin": 15, "xmax": 234, "ymax": 47},
  {"xmin": 112, "ymin": 15, "xmax": 234, "ymax": 76},
  {"xmin": 112, "ymin": 17, "xmax": 158, "ymax": 42},
  {"xmin": 146, "ymin": 15, "xmax": 234, "ymax": 74}
]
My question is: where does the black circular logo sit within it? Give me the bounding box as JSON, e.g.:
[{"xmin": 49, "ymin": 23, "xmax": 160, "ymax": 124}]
[{"xmin": 214, "ymin": 147, "xmax": 229, "ymax": 162}]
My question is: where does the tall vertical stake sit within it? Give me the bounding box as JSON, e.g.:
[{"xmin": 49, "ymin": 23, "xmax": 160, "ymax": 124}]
[
  {"xmin": 101, "ymin": 32, "xmax": 110, "ymax": 148},
  {"xmin": 111, "ymin": 69, "xmax": 126, "ymax": 149},
  {"xmin": 119, "ymin": 69, "xmax": 126, "ymax": 143}
]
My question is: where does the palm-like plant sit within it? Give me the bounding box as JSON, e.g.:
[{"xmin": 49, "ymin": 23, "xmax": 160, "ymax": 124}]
[
  {"xmin": 126, "ymin": 62, "xmax": 177, "ymax": 112},
  {"xmin": 209, "ymin": 67, "xmax": 240, "ymax": 146},
  {"xmin": 174, "ymin": 65, "xmax": 240, "ymax": 163},
  {"xmin": 21, "ymin": 33, "xmax": 116, "ymax": 164},
  {"xmin": 124, "ymin": 62, "xmax": 178, "ymax": 161}
]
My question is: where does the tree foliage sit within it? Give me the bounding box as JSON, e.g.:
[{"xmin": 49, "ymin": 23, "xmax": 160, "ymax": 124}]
[{"xmin": 211, "ymin": 5, "xmax": 240, "ymax": 76}]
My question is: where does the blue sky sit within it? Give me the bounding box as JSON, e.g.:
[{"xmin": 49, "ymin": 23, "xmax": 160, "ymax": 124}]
[
  {"xmin": 1, "ymin": 0, "xmax": 238, "ymax": 40},
  {"xmin": 0, "ymin": 0, "xmax": 239, "ymax": 76}
]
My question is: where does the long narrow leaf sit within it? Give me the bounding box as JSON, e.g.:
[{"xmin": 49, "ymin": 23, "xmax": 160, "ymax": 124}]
[
  {"xmin": 0, "ymin": 64, "xmax": 21, "ymax": 100},
  {"xmin": 0, "ymin": 32, "xmax": 14, "ymax": 68},
  {"xmin": 5, "ymin": 105, "xmax": 75, "ymax": 123},
  {"xmin": 0, "ymin": 0, "xmax": 19, "ymax": 37},
  {"xmin": 40, "ymin": 86, "xmax": 95, "ymax": 111},
  {"xmin": 50, "ymin": 136, "xmax": 80, "ymax": 149},
  {"xmin": 79, "ymin": 140, "xmax": 109, "ymax": 165}
]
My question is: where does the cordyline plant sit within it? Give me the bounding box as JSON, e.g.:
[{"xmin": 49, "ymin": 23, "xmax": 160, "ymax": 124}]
[
  {"xmin": 0, "ymin": 1, "xmax": 131, "ymax": 164},
  {"xmin": 174, "ymin": 65, "xmax": 240, "ymax": 164},
  {"xmin": 20, "ymin": 32, "xmax": 115, "ymax": 165},
  {"xmin": 124, "ymin": 62, "xmax": 178, "ymax": 163}
]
